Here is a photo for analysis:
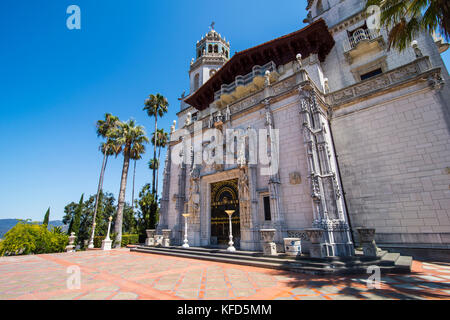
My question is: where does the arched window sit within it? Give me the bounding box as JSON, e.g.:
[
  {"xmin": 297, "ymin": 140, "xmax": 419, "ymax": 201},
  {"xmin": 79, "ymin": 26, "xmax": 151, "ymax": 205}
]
[
  {"xmin": 208, "ymin": 44, "xmax": 212, "ymax": 53},
  {"xmin": 214, "ymin": 45, "xmax": 218, "ymax": 53},
  {"xmin": 194, "ymin": 73, "xmax": 200, "ymax": 91},
  {"xmin": 197, "ymin": 49, "xmax": 201, "ymax": 58},
  {"xmin": 225, "ymin": 50, "xmax": 229, "ymax": 58}
]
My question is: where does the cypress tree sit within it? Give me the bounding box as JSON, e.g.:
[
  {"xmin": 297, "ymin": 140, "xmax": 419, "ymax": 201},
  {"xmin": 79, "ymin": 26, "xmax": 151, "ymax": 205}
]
[
  {"xmin": 43, "ymin": 207, "xmax": 50, "ymax": 227},
  {"xmin": 71, "ymin": 194, "xmax": 84, "ymax": 237}
]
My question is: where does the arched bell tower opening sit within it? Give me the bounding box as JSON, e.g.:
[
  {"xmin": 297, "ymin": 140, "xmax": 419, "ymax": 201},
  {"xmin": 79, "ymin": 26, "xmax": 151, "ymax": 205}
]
[
  {"xmin": 210, "ymin": 179, "xmax": 240, "ymax": 248},
  {"xmin": 188, "ymin": 23, "xmax": 231, "ymax": 94}
]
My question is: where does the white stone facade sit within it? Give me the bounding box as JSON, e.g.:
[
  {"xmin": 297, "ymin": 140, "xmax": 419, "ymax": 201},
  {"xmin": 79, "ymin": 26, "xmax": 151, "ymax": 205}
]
[{"xmin": 158, "ymin": 1, "xmax": 450, "ymax": 254}]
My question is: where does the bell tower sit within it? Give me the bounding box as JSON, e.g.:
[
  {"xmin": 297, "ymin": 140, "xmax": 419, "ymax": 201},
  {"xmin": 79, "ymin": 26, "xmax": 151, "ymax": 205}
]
[{"xmin": 189, "ymin": 22, "xmax": 230, "ymax": 93}]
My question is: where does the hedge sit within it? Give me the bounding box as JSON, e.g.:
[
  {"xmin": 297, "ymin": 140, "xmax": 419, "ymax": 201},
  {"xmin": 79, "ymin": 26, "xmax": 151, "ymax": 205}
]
[{"xmin": 93, "ymin": 233, "xmax": 139, "ymax": 248}]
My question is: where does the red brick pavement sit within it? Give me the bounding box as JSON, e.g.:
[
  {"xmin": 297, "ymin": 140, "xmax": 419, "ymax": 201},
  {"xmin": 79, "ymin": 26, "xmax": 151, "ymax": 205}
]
[{"xmin": 0, "ymin": 249, "xmax": 449, "ymax": 300}]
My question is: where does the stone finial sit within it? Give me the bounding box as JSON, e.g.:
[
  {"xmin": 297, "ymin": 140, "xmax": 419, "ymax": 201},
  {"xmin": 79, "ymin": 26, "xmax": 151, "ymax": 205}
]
[
  {"xmin": 170, "ymin": 120, "xmax": 176, "ymax": 133},
  {"xmin": 296, "ymin": 53, "xmax": 303, "ymax": 68},
  {"xmin": 264, "ymin": 70, "xmax": 271, "ymax": 87},
  {"xmin": 323, "ymin": 78, "xmax": 330, "ymax": 93},
  {"xmin": 411, "ymin": 40, "xmax": 423, "ymax": 58},
  {"xmin": 190, "ymin": 58, "xmax": 194, "ymax": 65}
]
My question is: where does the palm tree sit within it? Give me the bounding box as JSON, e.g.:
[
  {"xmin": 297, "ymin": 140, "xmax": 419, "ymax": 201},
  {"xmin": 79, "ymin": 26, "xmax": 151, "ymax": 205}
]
[
  {"xmin": 88, "ymin": 113, "xmax": 120, "ymax": 249},
  {"xmin": 366, "ymin": 0, "xmax": 450, "ymax": 51},
  {"xmin": 109, "ymin": 119, "xmax": 149, "ymax": 248},
  {"xmin": 130, "ymin": 142, "xmax": 145, "ymax": 212},
  {"xmin": 151, "ymin": 128, "xmax": 169, "ymax": 199},
  {"xmin": 143, "ymin": 94, "xmax": 169, "ymax": 197}
]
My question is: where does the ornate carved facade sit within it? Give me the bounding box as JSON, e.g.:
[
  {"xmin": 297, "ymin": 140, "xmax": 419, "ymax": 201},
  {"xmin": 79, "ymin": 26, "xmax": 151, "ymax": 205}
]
[{"xmin": 159, "ymin": 1, "xmax": 450, "ymax": 255}]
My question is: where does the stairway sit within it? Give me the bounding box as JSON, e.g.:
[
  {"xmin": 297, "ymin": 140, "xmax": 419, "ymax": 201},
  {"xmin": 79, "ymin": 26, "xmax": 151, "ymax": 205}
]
[{"xmin": 130, "ymin": 245, "xmax": 412, "ymax": 275}]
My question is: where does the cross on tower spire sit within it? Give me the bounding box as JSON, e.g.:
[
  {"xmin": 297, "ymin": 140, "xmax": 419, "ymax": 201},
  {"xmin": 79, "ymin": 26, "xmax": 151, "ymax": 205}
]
[{"xmin": 210, "ymin": 21, "xmax": 215, "ymax": 31}]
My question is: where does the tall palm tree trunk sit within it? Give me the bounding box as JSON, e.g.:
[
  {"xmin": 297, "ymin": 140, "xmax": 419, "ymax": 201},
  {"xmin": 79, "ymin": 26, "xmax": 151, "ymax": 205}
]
[
  {"xmin": 156, "ymin": 144, "xmax": 161, "ymax": 200},
  {"xmin": 88, "ymin": 147, "xmax": 109, "ymax": 248},
  {"xmin": 152, "ymin": 115, "xmax": 158, "ymax": 195},
  {"xmin": 114, "ymin": 150, "xmax": 131, "ymax": 248},
  {"xmin": 131, "ymin": 160, "xmax": 136, "ymax": 211}
]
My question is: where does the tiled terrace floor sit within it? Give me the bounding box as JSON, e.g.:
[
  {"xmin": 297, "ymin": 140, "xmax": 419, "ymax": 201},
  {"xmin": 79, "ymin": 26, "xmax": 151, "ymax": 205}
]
[{"xmin": 0, "ymin": 249, "xmax": 449, "ymax": 300}]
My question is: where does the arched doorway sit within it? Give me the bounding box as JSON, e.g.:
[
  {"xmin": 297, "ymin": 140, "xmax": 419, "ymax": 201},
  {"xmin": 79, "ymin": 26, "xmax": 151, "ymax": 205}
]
[{"xmin": 210, "ymin": 179, "xmax": 240, "ymax": 248}]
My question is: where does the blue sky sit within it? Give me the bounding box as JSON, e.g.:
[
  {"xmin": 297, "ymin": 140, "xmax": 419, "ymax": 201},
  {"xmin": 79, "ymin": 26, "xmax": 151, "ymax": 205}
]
[{"xmin": 0, "ymin": 0, "xmax": 449, "ymax": 221}]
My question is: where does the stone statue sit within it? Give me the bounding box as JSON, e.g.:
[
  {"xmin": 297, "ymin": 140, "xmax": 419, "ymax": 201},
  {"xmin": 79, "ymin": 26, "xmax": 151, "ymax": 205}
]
[
  {"xmin": 296, "ymin": 53, "xmax": 303, "ymax": 68},
  {"xmin": 239, "ymin": 166, "xmax": 251, "ymax": 228},
  {"xmin": 225, "ymin": 105, "xmax": 231, "ymax": 121},
  {"xmin": 208, "ymin": 112, "xmax": 214, "ymax": 128},
  {"xmin": 170, "ymin": 120, "xmax": 176, "ymax": 133},
  {"xmin": 264, "ymin": 70, "xmax": 271, "ymax": 87},
  {"xmin": 185, "ymin": 112, "xmax": 192, "ymax": 126}
]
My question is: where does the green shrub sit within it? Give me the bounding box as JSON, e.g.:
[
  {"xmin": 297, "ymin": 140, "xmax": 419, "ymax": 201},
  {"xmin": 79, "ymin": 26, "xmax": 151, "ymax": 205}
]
[
  {"xmin": 0, "ymin": 222, "xmax": 68, "ymax": 256},
  {"xmin": 93, "ymin": 233, "xmax": 139, "ymax": 248}
]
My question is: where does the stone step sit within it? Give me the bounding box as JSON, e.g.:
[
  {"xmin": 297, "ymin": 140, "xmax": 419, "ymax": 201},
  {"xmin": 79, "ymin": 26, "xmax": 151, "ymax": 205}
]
[
  {"xmin": 395, "ymin": 255, "xmax": 413, "ymax": 272},
  {"xmin": 135, "ymin": 245, "xmax": 387, "ymax": 269},
  {"xmin": 131, "ymin": 246, "xmax": 409, "ymax": 275}
]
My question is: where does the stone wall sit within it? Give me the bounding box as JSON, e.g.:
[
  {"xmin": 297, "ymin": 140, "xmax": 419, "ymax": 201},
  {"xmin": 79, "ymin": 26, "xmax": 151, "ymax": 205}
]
[{"xmin": 332, "ymin": 81, "xmax": 450, "ymax": 248}]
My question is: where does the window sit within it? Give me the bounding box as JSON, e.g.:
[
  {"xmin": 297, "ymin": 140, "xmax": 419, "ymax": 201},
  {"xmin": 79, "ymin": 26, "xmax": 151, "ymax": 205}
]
[
  {"xmin": 263, "ymin": 196, "xmax": 271, "ymax": 221},
  {"xmin": 197, "ymin": 49, "xmax": 201, "ymax": 58},
  {"xmin": 192, "ymin": 112, "xmax": 198, "ymax": 121},
  {"xmin": 208, "ymin": 44, "xmax": 212, "ymax": 53},
  {"xmin": 194, "ymin": 73, "xmax": 200, "ymax": 91},
  {"xmin": 214, "ymin": 44, "xmax": 218, "ymax": 53},
  {"xmin": 360, "ymin": 68, "xmax": 382, "ymax": 81}
]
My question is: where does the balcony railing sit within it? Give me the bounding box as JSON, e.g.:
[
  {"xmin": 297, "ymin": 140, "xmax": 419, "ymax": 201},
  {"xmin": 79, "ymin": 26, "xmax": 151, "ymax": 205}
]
[
  {"xmin": 214, "ymin": 61, "xmax": 276, "ymax": 101},
  {"xmin": 343, "ymin": 28, "xmax": 381, "ymax": 52}
]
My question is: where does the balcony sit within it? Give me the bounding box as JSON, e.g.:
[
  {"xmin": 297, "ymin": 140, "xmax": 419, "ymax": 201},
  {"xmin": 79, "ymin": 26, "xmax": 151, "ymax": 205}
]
[
  {"xmin": 214, "ymin": 61, "xmax": 278, "ymax": 107},
  {"xmin": 343, "ymin": 28, "xmax": 385, "ymax": 64}
]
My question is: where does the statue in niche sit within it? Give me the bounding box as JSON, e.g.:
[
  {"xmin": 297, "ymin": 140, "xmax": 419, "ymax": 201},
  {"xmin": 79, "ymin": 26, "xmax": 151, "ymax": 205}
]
[
  {"xmin": 208, "ymin": 112, "xmax": 214, "ymax": 128},
  {"xmin": 225, "ymin": 105, "xmax": 231, "ymax": 121},
  {"xmin": 188, "ymin": 165, "xmax": 201, "ymax": 223},
  {"xmin": 239, "ymin": 165, "xmax": 251, "ymax": 228},
  {"xmin": 185, "ymin": 112, "xmax": 192, "ymax": 126}
]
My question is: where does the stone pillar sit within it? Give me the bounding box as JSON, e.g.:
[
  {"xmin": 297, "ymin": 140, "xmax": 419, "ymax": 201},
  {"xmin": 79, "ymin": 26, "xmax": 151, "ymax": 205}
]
[
  {"xmin": 356, "ymin": 228, "xmax": 378, "ymax": 257},
  {"xmin": 297, "ymin": 68, "xmax": 354, "ymax": 257},
  {"xmin": 305, "ymin": 228, "xmax": 325, "ymax": 258},
  {"xmin": 66, "ymin": 232, "xmax": 76, "ymax": 252},
  {"xmin": 157, "ymin": 139, "xmax": 173, "ymax": 234},
  {"xmin": 162, "ymin": 229, "xmax": 171, "ymax": 247},
  {"xmin": 262, "ymin": 99, "xmax": 286, "ymax": 251},
  {"xmin": 260, "ymin": 229, "xmax": 277, "ymax": 256},
  {"xmin": 145, "ymin": 229, "xmax": 156, "ymax": 246}
]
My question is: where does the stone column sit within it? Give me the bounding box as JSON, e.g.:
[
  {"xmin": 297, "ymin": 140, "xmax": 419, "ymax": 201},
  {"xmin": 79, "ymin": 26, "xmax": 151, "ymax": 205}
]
[
  {"xmin": 157, "ymin": 140, "xmax": 173, "ymax": 233},
  {"xmin": 145, "ymin": 229, "xmax": 156, "ymax": 246},
  {"xmin": 262, "ymin": 99, "xmax": 286, "ymax": 251},
  {"xmin": 297, "ymin": 65, "xmax": 354, "ymax": 257},
  {"xmin": 260, "ymin": 229, "xmax": 277, "ymax": 256},
  {"xmin": 356, "ymin": 227, "xmax": 378, "ymax": 257},
  {"xmin": 101, "ymin": 216, "xmax": 113, "ymax": 250}
]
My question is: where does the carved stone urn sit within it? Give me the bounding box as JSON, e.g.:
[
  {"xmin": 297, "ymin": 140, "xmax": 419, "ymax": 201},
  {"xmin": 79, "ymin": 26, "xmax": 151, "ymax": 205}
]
[
  {"xmin": 145, "ymin": 229, "xmax": 156, "ymax": 246},
  {"xmin": 305, "ymin": 228, "xmax": 324, "ymax": 258},
  {"xmin": 260, "ymin": 229, "xmax": 276, "ymax": 242},
  {"xmin": 66, "ymin": 232, "xmax": 76, "ymax": 253},
  {"xmin": 356, "ymin": 227, "xmax": 378, "ymax": 257},
  {"xmin": 259, "ymin": 229, "xmax": 277, "ymax": 256},
  {"xmin": 162, "ymin": 229, "xmax": 171, "ymax": 247},
  {"xmin": 356, "ymin": 227, "xmax": 376, "ymax": 243}
]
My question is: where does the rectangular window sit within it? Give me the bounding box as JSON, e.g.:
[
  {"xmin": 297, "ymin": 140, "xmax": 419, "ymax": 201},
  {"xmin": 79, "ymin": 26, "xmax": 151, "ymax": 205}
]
[
  {"xmin": 263, "ymin": 196, "xmax": 271, "ymax": 221},
  {"xmin": 360, "ymin": 68, "xmax": 382, "ymax": 81}
]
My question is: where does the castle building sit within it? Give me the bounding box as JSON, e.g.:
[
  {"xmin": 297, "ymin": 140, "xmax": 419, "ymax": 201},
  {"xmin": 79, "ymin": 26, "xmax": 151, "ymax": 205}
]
[{"xmin": 158, "ymin": 0, "xmax": 450, "ymax": 258}]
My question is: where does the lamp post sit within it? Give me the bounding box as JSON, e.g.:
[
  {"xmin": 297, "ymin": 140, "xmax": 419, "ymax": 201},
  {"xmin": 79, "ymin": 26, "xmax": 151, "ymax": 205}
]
[
  {"xmin": 225, "ymin": 210, "xmax": 236, "ymax": 252},
  {"xmin": 182, "ymin": 213, "xmax": 190, "ymax": 248}
]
